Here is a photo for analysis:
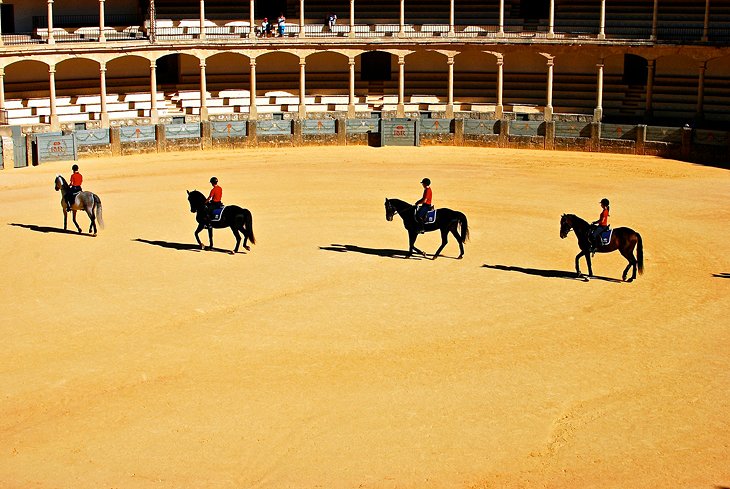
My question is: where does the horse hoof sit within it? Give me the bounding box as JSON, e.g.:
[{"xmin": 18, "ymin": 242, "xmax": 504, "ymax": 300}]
[
  {"xmin": 244, "ymin": 246, "xmax": 250, "ymax": 251},
  {"xmin": 228, "ymin": 250, "xmax": 235, "ymax": 255}
]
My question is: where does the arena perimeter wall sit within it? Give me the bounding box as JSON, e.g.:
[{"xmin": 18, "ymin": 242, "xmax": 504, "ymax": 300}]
[{"xmin": 1, "ymin": 118, "xmax": 728, "ymax": 169}]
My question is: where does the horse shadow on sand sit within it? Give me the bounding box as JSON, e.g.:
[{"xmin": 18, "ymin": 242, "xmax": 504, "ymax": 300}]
[
  {"xmin": 713, "ymin": 273, "xmax": 730, "ymax": 279},
  {"xmin": 133, "ymin": 238, "xmax": 243, "ymax": 254},
  {"xmin": 10, "ymin": 222, "xmax": 96, "ymax": 237},
  {"xmin": 319, "ymin": 243, "xmax": 428, "ymax": 260},
  {"xmin": 482, "ymin": 264, "xmax": 623, "ymax": 283}
]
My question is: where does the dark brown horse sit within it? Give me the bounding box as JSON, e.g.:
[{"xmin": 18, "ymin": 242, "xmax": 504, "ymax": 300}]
[{"xmin": 560, "ymin": 213, "xmax": 644, "ymax": 281}]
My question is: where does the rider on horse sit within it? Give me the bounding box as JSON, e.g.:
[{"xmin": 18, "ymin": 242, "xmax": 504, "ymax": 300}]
[
  {"xmin": 66, "ymin": 164, "xmax": 83, "ymax": 211},
  {"xmin": 414, "ymin": 178, "xmax": 433, "ymax": 233},
  {"xmin": 589, "ymin": 198, "xmax": 610, "ymax": 253},
  {"xmin": 205, "ymin": 177, "xmax": 224, "ymax": 224}
]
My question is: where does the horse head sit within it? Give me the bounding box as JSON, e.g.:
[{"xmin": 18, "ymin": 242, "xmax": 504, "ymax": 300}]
[
  {"xmin": 560, "ymin": 214, "xmax": 573, "ymax": 239},
  {"xmin": 187, "ymin": 190, "xmax": 205, "ymax": 213},
  {"xmin": 384, "ymin": 198, "xmax": 395, "ymax": 221},
  {"xmin": 54, "ymin": 175, "xmax": 65, "ymax": 192}
]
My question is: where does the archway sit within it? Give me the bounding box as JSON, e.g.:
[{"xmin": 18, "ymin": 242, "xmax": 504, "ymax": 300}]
[
  {"xmin": 404, "ymin": 50, "xmax": 447, "ymax": 102},
  {"xmin": 652, "ymin": 55, "xmax": 698, "ymax": 124},
  {"xmin": 502, "ymin": 50, "xmax": 546, "ymax": 111},
  {"xmin": 552, "ymin": 52, "xmax": 599, "ymax": 116},
  {"xmin": 704, "ymin": 55, "xmax": 730, "ymax": 125},
  {"xmin": 453, "ymin": 50, "xmax": 497, "ymax": 106}
]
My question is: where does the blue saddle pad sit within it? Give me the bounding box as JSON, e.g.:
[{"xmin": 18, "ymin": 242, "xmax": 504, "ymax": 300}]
[
  {"xmin": 599, "ymin": 228, "xmax": 612, "ymax": 245},
  {"xmin": 425, "ymin": 209, "xmax": 437, "ymax": 224},
  {"xmin": 211, "ymin": 206, "xmax": 225, "ymax": 221}
]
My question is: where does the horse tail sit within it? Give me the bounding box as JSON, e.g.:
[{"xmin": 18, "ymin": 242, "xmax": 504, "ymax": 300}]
[
  {"xmin": 94, "ymin": 194, "xmax": 105, "ymax": 229},
  {"xmin": 636, "ymin": 232, "xmax": 644, "ymax": 275},
  {"xmin": 459, "ymin": 212, "xmax": 469, "ymax": 242},
  {"xmin": 244, "ymin": 209, "xmax": 255, "ymax": 245}
]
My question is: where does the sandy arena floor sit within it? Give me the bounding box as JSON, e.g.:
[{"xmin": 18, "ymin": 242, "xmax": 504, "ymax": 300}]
[{"xmin": 1, "ymin": 146, "xmax": 728, "ymax": 489}]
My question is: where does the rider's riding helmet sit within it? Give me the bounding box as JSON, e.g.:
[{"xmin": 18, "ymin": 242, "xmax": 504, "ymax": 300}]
[
  {"xmin": 72, "ymin": 164, "xmax": 79, "ymax": 171},
  {"xmin": 421, "ymin": 178, "xmax": 431, "ymax": 186},
  {"xmin": 600, "ymin": 198, "xmax": 610, "ymax": 206},
  {"xmin": 210, "ymin": 177, "xmax": 218, "ymax": 185}
]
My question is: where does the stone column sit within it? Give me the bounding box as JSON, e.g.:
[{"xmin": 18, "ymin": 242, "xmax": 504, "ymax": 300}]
[
  {"xmin": 249, "ymin": 0, "xmax": 256, "ymax": 38},
  {"xmin": 398, "ymin": 0, "xmax": 405, "ymax": 37},
  {"xmin": 348, "ymin": 57, "xmax": 356, "ymax": 117},
  {"xmin": 0, "ymin": 69, "xmax": 5, "ymax": 112},
  {"xmin": 100, "ymin": 62, "xmax": 109, "ymax": 128},
  {"xmin": 446, "ymin": 56, "xmax": 455, "ymax": 118},
  {"xmin": 150, "ymin": 61, "xmax": 159, "ymax": 123},
  {"xmin": 651, "ymin": 0, "xmax": 658, "ymax": 40},
  {"xmin": 696, "ymin": 61, "xmax": 706, "ymax": 119},
  {"xmin": 349, "ymin": 0, "xmax": 355, "ymax": 38},
  {"xmin": 545, "ymin": 56, "xmax": 554, "ymax": 121},
  {"xmin": 249, "ymin": 59, "xmax": 258, "ymax": 119},
  {"xmin": 498, "ymin": 0, "xmax": 504, "ymax": 36},
  {"xmin": 299, "ymin": 0, "xmax": 306, "ymax": 37},
  {"xmin": 645, "ymin": 59, "xmax": 655, "ymax": 117},
  {"xmin": 49, "ymin": 66, "xmax": 59, "ymax": 129},
  {"xmin": 598, "ymin": 0, "xmax": 606, "ymax": 40},
  {"xmin": 200, "ymin": 60, "xmax": 208, "ymax": 120},
  {"xmin": 397, "ymin": 56, "xmax": 405, "ymax": 117},
  {"xmin": 594, "ymin": 60, "xmax": 604, "ymax": 122},
  {"xmin": 448, "ymin": 0, "xmax": 455, "ymax": 37},
  {"xmin": 703, "ymin": 0, "xmax": 710, "ymax": 42},
  {"xmin": 99, "ymin": 0, "xmax": 107, "ymax": 41},
  {"xmin": 199, "ymin": 0, "xmax": 206, "ymax": 39},
  {"xmin": 548, "ymin": 0, "xmax": 555, "ymax": 38},
  {"xmin": 496, "ymin": 55, "xmax": 504, "ymax": 118},
  {"xmin": 47, "ymin": 0, "xmax": 55, "ymax": 45},
  {"xmin": 299, "ymin": 58, "xmax": 307, "ymax": 119},
  {"xmin": 0, "ymin": 0, "xmax": 4, "ymax": 48}
]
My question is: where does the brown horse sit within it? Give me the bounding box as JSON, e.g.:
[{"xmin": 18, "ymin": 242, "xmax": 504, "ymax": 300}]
[
  {"xmin": 560, "ymin": 213, "xmax": 643, "ymax": 281},
  {"xmin": 54, "ymin": 175, "xmax": 104, "ymax": 235}
]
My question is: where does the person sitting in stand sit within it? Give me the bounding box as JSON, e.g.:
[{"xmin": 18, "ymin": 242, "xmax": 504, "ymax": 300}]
[
  {"xmin": 205, "ymin": 176, "xmax": 224, "ymax": 224},
  {"xmin": 66, "ymin": 164, "xmax": 83, "ymax": 212},
  {"xmin": 414, "ymin": 178, "xmax": 433, "ymax": 234},
  {"xmin": 589, "ymin": 198, "xmax": 610, "ymax": 254}
]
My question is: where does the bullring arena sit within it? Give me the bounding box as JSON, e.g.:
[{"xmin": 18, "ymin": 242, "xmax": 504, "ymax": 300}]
[
  {"xmin": 2, "ymin": 146, "xmax": 730, "ymax": 488},
  {"xmin": 1, "ymin": 0, "xmax": 730, "ymax": 487}
]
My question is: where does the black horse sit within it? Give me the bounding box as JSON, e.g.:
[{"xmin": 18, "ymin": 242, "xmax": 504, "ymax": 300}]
[
  {"xmin": 187, "ymin": 190, "xmax": 255, "ymax": 254},
  {"xmin": 560, "ymin": 213, "xmax": 643, "ymax": 281},
  {"xmin": 385, "ymin": 198, "xmax": 469, "ymax": 259}
]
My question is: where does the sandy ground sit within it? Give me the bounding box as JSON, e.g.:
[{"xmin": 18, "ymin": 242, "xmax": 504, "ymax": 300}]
[{"xmin": 1, "ymin": 146, "xmax": 729, "ymax": 489}]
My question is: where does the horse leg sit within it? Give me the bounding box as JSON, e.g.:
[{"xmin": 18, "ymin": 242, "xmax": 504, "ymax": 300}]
[
  {"xmin": 407, "ymin": 230, "xmax": 423, "ymax": 258},
  {"xmin": 194, "ymin": 223, "xmax": 205, "ymax": 249},
  {"xmin": 432, "ymin": 228, "xmax": 449, "ymax": 260},
  {"xmin": 71, "ymin": 210, "xmax": 82, "ymax": 233},
  {"xmin": 451, "ymin": 225, "xmax": 464, "ymax": 259},
  {"xmin": 620, "ymin": 247, "xmax": 637, "ymax": 282},
  {"xmin": 63, "ymin": 209, "xmax": 68, "ymax": 231},
  {"xmin": 585, "ymin": 252, "xmax": 594, "ymax": 277},
  {"xmin": 231, "ymin": 227, "xmax": 241, "ymax": 254},
  {"xmin": 575, "ymin": 251, "xmax": 585, "ymax": 277},
  {"xmin": 207, "ymin": 226, "xmax": 214, "ymax": 250},
  {"xmin": 85, "ymin": 207, "xmax": 96, "ymax": 235},
  {"xmin": 241, "ymin": 225, "xmax": 250, "ymax": 251}
]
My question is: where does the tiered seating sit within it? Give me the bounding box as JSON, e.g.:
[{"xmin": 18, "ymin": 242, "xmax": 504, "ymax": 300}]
[
  {"xmin": 155, "ymin": 0, "xmax": 248, "ymax": 20},
  {"xmin": 605, "ymin": 0, "xmax": 653, "ymax": 38},
  {"xmin": 704, "ymin": 74, "xmax": 730, "ymax": 122},
  {"xmin": 554, "ymin": 0, "xmax": 599, "ymax": 35},
  {"xmin": 651, "ymin": 74, "xmax": 697, "ymax": 122},
  {"xmin": 552, "ymin": 73, "xmax": 597, "ymax": 115}
]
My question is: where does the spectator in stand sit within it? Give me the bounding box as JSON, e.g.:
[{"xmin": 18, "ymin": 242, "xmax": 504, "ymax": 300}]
[
  {"xmin": 327, "ymin": 12, "xmax": 337, "ymax": 31},
  {"xmin": 277, "ymin": 13, "xmax": 286, "ymax": 37},
  {"xmin": 259, "ymin": 17, "xmax": 270, "ymax": 37}
]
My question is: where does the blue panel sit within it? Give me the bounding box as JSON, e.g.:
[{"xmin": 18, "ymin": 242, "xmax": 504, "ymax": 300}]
[
  {"xmin": 645, "ymin": 126, "xmax": 682, "ymax": 143},
  {"xmin": 120, "ymin": 125, "xmax": 156, "ymax": 143},
  {"xmin": 36, "ymin": 134, "xmax": 77, "ymax": 163},
  {"xmin": 601, "ymin": 124, "xmax": 638, "ymax": 140},
  {"xmin": 302, "ymin": 119, "xmax": 336, "ymax": 135},
  {"xmin": 74, "ymin": 128, "xmax": 110, "ymax": 146},
  {"xmin": 382, "ymin": 120, "xmax": 417, "ymax": 146},
  {"xmin": 346, "ymin": 119, "xmax": 379, "ymax": 134},
  {"xmin": 257, "ymin": 120, "xmax": 292, "ymax": 135},
  {"xmin": 211, "ymin": 121, "xmax": 247, "ymax": 139},
  {"xmin": 693, "ymin": 129, "xmax": 728, "ymax": 146},
  {"xmin": 464, "ymin": 119, "xmax": 499, "ymax": 135},
  {"xmin": 420, "ymin": 119, "xmax": 452, "ymax": 134},
  {"xmin": 554, "ymin": 122, "xmax": 591, "ymax": 138},
  {"xmin": 509, "ymin": 120, "xmax": 545, "ymax": 137},
  {"xmin": 165, "ymin": 123, "xmax": 201, "ymax": 139}
]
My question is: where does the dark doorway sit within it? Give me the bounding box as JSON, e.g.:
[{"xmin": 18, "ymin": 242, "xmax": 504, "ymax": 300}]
[
  {"xmin": 1, "ymin": 4, "xmax": 15, "ymax": 33},
  {"xmin": 157, "ymin": 54, "xmax": 180, "ymax": 85},
  {"xmin": 623, "ymin": 54, "xmax": 648, "ymax": 86},
  {"xmin": 360, "ymin": 52, "xmax": 392, "ymax": 82},
  {"xmin": 521, "ymin": 0, "xmax": 549, "ymax": 19},
  {"xmin": 255, "ymin": 0, "xmax": 287, "ymax": 23}
]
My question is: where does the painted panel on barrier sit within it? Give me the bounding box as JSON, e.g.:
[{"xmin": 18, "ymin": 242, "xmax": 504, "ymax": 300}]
[
  {"xmin": 74, "ymin": 128, "xmax": 110, "ymax": 146},
  {"xmin": 302, "ymin": 119, "xmax": 336, "ymax": 135},
  {"xmin": 509, "ymin": 121, "xmax": 545, "ymax": 137},
  {"xmin": 257, "ymin": 120, "xmax": 293, "ymax": 136},
  {"xmin": 646, "ymin": 126, "xmax": 682, "ymax": 143},
  {"xmin": 693, "ymin": 129, "xmax": 728, "ymax": 146},
  {"xmin": 464, "ymin": 119, "xmax": 499, "ymax": 135},
  {"xmin": 211, "ymin": 121, "xmax": 247, "ymax": 139},
  {"xmin": 120, "ymin": 125, "xmax": 156, "ymax": 143},
  {"xmin": 420, "ymin": 119, "xmax": 452, "ymax": 134},
  {"xmin": 165, "ymin": 123, "xmax": 201, "ymax": 139},
  {"xmin": 11, "ymin": 126, "xmax": 27, "ymax": 168},
  {"xmin": 381, "ymin": 119, "xmax": 418, "ymax": 146},
  {"xmin": 555, "ymin": 122, "xmax": 591, "ymax": 138},
  {"xmin": 346, "ymin": 119, "xmax": 379, "ymax": 134},
  {"xmin": 601, "ymin": 124, "xmax": 638, "ymax": 140},
  {"xmin": 36, "ymin": 134, "xmax": 78, "ymax": 163}
]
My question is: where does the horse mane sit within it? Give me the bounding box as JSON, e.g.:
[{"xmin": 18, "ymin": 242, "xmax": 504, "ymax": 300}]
[
  {"xmin": 387, "ymin": 198, "xmax": 412, "ymax": 209},
  {"xmin": 566, "ymin": 213, "xmax": 589, "ymax": 227},
  {"xmin": 56, "ymin": 174, "xmax": 67, "ymax": 185}
]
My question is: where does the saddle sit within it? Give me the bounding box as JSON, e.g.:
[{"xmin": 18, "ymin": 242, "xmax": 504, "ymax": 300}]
[
  {"xmin": 590, "ymin": 227, "xmax": 612, "ymax": 246},
  {"xmin": 414, "ymin": 207, "xmax": 437, "ymax": 224},
  {"xmin": 211, "ymin": 205, "xmax": 225, "ymax": 222}
]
